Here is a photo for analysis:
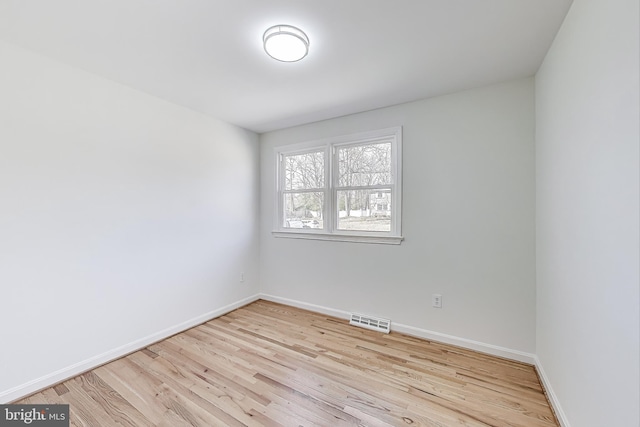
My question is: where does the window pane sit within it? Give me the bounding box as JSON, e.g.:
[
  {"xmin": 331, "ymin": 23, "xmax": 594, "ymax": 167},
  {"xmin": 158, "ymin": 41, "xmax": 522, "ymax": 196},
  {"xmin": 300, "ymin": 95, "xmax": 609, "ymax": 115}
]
[
  {"xmin": 337, "ymin": 189, "xmax": 391, "ymax": 232},
  {"xmin": 338, "ymin": 142, "xmax": 391, "ymax": 187},
  {"xmin": 284, "ymin": 192, "xmax": 324, "ymax": 229},
  {"xmin": 284, "ymin": 151, "xmax": 325, "ymax": 190}
]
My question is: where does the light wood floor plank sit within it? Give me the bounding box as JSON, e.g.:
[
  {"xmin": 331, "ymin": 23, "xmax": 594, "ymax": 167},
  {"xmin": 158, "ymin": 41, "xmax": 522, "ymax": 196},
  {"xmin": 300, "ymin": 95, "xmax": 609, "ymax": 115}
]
[{"xmin": 18, "ymin": 300, "xmax": 558, "ymax": 426}]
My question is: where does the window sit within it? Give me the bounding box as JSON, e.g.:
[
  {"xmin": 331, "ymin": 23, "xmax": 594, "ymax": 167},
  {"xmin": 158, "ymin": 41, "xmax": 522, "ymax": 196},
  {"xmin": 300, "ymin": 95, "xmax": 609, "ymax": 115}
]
[{"xmin": 274, "ymin": 127, "xmax": 403, "ymax": 244}]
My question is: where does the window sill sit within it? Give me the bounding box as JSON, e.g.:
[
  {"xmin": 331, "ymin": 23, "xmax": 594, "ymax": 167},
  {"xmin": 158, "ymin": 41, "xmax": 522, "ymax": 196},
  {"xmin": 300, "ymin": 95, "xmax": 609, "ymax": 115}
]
[{"xmin": 272, "ymin": 230, "xmax": 404, "ymax": 245}]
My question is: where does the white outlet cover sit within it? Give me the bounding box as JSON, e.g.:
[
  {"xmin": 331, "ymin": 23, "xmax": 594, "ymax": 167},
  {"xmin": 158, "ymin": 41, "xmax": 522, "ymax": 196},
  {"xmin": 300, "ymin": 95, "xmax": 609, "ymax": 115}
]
[{"xmin": 432, "ymin": 294, "xmax": 442, "ymax": 308}]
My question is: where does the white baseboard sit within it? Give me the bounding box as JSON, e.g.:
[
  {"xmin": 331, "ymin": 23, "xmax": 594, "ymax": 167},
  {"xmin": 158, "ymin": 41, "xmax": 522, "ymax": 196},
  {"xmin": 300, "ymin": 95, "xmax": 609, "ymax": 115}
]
[
  {"xmin": 392, "ymin": 323, "xmax": 536, "ymax": 364},
  {"xmin": 534, "ymin": 356, "xmax": 571, "ymax": 427},
  {"xmin": 0, "ymin": 294, "xmax": 261, "ymax": 404},
  {"xmin": 259, "ymin": 293, "xmax": 351, "ymax": 320},
  {"xmin": 259, "ymin": 293, "xmax": 536, "ymax": 364}
]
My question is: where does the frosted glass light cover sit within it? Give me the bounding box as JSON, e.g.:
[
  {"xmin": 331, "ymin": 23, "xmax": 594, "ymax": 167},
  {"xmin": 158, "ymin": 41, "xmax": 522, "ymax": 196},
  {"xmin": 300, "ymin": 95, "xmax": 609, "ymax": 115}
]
[{"xmin": 263, "ymin": 25, "xmax": 309, "ymax": 62}]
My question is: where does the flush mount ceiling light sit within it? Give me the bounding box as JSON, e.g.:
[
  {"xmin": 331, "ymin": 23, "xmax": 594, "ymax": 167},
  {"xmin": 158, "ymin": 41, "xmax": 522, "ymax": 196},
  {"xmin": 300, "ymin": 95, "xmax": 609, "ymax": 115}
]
[{"xmin": 263, "ymin": 24, "xmax": 309, "ymax": 62}]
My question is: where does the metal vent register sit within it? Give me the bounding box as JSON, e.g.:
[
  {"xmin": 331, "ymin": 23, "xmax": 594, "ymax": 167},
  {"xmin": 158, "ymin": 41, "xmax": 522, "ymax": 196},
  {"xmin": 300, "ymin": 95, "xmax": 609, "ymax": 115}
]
[{"xmin": 349, "ymin": 313, "xmax": 391, "ymax": 333}]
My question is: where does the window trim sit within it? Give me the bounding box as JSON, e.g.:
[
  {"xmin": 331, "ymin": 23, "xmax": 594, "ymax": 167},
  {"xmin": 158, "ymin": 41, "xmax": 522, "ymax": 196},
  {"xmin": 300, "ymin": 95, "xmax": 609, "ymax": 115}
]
[{"xmin": 273, "ymin": 127, "xmax": 403, "ymax": 245}]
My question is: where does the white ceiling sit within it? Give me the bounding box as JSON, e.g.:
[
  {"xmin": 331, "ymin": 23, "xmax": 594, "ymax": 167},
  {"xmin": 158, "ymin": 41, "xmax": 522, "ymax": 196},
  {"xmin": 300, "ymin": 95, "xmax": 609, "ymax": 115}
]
[{"xmin": 0, "ymin": 0, "xmax": 572, "ymax": 133}]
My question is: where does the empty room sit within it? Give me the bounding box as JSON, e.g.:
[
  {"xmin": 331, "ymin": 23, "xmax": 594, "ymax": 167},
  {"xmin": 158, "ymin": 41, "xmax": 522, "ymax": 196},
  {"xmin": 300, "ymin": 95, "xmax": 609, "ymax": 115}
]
[{"xmin": 0, "ymin": 1, "xmax": 638, "ymax": 426}]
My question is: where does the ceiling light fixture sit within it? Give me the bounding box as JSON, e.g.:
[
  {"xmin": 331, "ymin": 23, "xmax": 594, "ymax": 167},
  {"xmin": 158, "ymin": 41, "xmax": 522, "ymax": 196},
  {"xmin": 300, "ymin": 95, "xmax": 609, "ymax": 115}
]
[{"xmin": 263, "ymin": 24, "xmax": 309, "ymax": 62}]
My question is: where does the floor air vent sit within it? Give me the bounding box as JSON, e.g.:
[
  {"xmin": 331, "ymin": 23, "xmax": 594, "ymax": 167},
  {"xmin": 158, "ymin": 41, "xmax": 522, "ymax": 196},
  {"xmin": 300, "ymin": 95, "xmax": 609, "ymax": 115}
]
[{"xmin": 349, "ymin": 313, "xmax": 391, "ymax": 334}]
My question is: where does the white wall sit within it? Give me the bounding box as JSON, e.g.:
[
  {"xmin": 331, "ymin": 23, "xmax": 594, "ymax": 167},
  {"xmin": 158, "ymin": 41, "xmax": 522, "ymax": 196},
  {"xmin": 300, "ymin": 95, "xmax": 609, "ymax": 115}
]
[
  {"xmin": 260, "ymin": 79, "xmax": 536, "ymax": 355},
  {"xmin": 535, "ymin": 0, "xmax": 640, "ymax": 425},
  {"xmin": 0, "ymin": 41, "xmax": 260, "ymax": 401}
]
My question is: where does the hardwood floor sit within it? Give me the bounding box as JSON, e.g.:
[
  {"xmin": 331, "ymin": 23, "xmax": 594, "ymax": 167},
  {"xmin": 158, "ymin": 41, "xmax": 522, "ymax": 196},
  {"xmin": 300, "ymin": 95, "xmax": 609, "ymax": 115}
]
[{"xmin": 19, "ymin": 300, "xmax": 558, "ymax": 426}]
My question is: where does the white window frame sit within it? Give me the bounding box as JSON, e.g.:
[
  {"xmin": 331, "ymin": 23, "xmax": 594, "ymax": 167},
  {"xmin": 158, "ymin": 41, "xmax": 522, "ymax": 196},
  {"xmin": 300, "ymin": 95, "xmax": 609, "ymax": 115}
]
[{"xmin": 273, "ymin": 127, "xmax": 403, "ymax": 245}]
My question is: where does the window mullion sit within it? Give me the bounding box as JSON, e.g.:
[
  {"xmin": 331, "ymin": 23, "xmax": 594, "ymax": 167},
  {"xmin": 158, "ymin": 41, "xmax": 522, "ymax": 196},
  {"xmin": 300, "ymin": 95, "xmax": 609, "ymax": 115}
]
[
  {"xmin": 335, "ymin": 184, "xmax": 393, "ymax": 192},
  {"xmin": 327, "ymin": 144, "xmax": 334, "ymax": 233},
  {"xmin": 282, "ymin": 188, "xmax": 324, "ymax": 194},
  {"xmin": 277, "ymin": 152, "xmax": 284, "ymax": 229}
]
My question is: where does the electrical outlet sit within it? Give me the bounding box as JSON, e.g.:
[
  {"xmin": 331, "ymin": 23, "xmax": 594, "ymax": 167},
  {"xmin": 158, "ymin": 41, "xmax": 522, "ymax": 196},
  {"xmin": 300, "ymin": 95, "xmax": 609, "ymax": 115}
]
[
  {"xmin": 240, "ymin": 272, "xmax": 245, "ymax": 282},
  {"xmin": 432, "ymin": 294, "xmax": 442, "ymax": 308}
]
